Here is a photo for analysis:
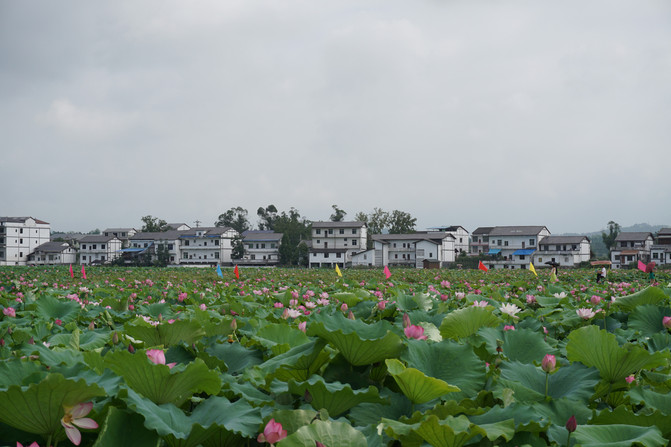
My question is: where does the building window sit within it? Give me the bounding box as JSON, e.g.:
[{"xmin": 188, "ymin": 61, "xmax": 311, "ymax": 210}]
[
  {"xmin": 248, "ymin": 244, "xmax": 253, "ymax": 249},
  {"xmin": 92, "ymin": 244, "xmax": 97, "ymax": 249},
  {"xmin": 339, "ymin": 229, "xmax": 344, "ymax": 234},
  {"xmin": 325, "ymin": 253, "xmax": 329, "ymax": 258},
  {"xmin": 393, "ymin": 243, "xmax": 397, "ymax": 248},
  {"xmin": 336, "ymin": 253, "xmax": 341, "ymax": 258},
  {"xmin": 497, "ymin": 240, "xmax": 502, "ymax": 246},
  {"xmin": 82, "ymin": 256, "xmax": 87, "ymax": 260},
  {"xmin": 328, "ymin": 229, "xmax": 333, "ymax": 235},
  {"xmin": 429, "ymin": 253, "xmax": 433, "ymax": 258},
  {"xmin": 529, "ymin": 239, "xmax": 535, "ymax": 246},
  {"xmin": 394, "ymin": 254, "xmax": 398, "ymax": 259},
  {"xmin": 504, "ymin": 241, "xmax": 508, "ymax": 246},
  {"xmin": 101, "ymin": 244, "xmax": 105, "ymax": 249},
  {"xmin": 519, "ymin": 255, "xmax": 525, "ymax": 260},
  {"xmin": 316, "ymin": 229, "xmax": 321, "ymax": 235},
  {"xmin": 538, "ymin": 257, "xmax": 543, "ymax": 262},
  {"xmin": 168, "ymin": 244, "xmax": 174, "ymax": 250},
  {"xmin": 101, "ymin": 256, "xmax": 105, "ymax": 261},
  {"xmin": 316, "ymin": 240, "xmax": 320, "ymax": 244},
  {"xmin": 261, "ymin": 243, "xmax": 266, "ymax": 248},
  {"xmin": 271, "ymin": 243, "xmax": 276, "ymax": 248},
  {"xmin": 215, "ymin": 240, "xmax": 220, "ymax": 245},
  {"xmin": 352, "ymin": 229, "xmax": 357, "ymax": 234},
  {"xmin": 215, "ymin": 252, "xmax": 219, "ymax": 258},
  {"xmin": 19, "ymin": 238, "xmax": 23, "ymax": 244},
  {"xmin": 352, "ymin": 240, "xmax": 356, "ymax": 245},
  {"xmin": 313, "ymin": 253, "xmax": 317, "ymax": 257}
]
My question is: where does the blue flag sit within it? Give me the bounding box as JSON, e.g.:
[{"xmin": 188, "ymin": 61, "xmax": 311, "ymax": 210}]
[{"xmin": 216, "ymin": 265, "xmax": 223, "ymax": 278}]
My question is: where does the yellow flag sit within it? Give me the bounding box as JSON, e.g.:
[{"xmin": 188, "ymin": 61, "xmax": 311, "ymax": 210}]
[
  {"xmin": 335, "ymin": 264, "xmax": 342, "ymax": 277},
  {"xmin": 529, "ymin": 262, "xmax": 537, "ymax": 276}
]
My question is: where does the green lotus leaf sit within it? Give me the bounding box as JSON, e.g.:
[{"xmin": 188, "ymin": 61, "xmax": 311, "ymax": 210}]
[
  {"xmin": 498, "ymin": 361, "xmax": 600, "ymax": 403},
  {"xmin": 49, "ymin": 329, "xmax": 110, "ymax": 351},
  {"xmin": 252, "ymin": 323, "xmax": 310, "ymax": 355},
  {"xmin": 348, "ymin": 392, "xmax": 413, "ymax": 427},
  {"xmin": 22, "ymin": 343, "xmax": 85, "ymax": 367},
  {"xmin": 573, "ymin": 424, "xmax": 666, "ymax": 447},
  {"xmin": 0, "ymin": 360, "xmax": 45, "ymax": 388},
  {"xmin": 277, "ymin": 420, "xmax": 367, "ymax": 447},
  {"xmin": 307, "ymin": 312, "xmax": 404, "ymax": 366},
  {"xmin": 93, "ymin": 406, "xmax": 160, "ymax": 447},
  {"xmin": 646, "ymin": 332, "xmax": 671, "ymax": 352},
  {"xmin": 0, "ymin": 373, "xmax": 105, "ymax": 436},
  {"xmin": 255, "ymin": 339, "xmax": 329, "ymax": 383},
  {"xmin": 477, "ymin": 327, "xmax": 557, "ymax": 364},
  {"xmin": 385, "ymin": 358, "xmax": 460, "ymax": 404},
  {"xmin": 203, "ymin": 341, "xmax": 264, "ymax": 375},
  {"xmin": 566, "ymin": 326, "xmax": 669, "ymax": 383},
  {"xmin": 613, "ymin": 286, "xmax": 667, "ymax": 312},
  {"xmin": 627, "ymin": 388, "xmax": 671, "ymax": 414},
  {"xmin": 124, "ymin": 318, "xmax": 205, "ymax": 347},
  {"xmin": 287, "ymin": 375, "xmax": 385, "ymax": 417},
  {"xmin": 331, "ymin": 292, "xmax": 363, "ymax": 308},
  {"xmin": 401, "ymin": 339, "xmax": 485, "ymax": 400},
  {"xmin": 224, "ymin": 377, "xmax": 274, "ymax": 406},
  {"xmin": 591, "ymin": 406, "xmax": 671, "ymax": 438},
  {"xmin": 106, "ymin": 350, "xmax": 221, "ymax": 406},
  {"xmin": 628, "ymin": 305, "xmax": 671, "ymax": 337},
  {"xmin": 35, "ymin": 294, "xmax": 81, "ymax": 324},
  {"xmin": 265, "ymin": 409, "xmax": 317, "ymax": 436},
  {"xmin": 439, "ymin": 306, "xmax": 501, "ymax": 340}
]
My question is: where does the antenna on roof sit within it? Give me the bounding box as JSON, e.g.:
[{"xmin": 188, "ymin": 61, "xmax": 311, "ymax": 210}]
[{"xmin": 194, "ymin": 220, "xmax": 201, "ymax": 228}]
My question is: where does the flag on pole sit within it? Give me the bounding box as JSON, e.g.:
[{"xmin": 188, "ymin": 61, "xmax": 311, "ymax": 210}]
[
  {"xmin": 638, "ymin": 260, "xmax": 647, "ymax": 272},
  {"xmin": 384, "ymin": 265, "xmax": 391, "ymax": 279},
  {"xmin": 69, "ymin": 264, "xmax": 74, "ymax": 278},
  {"xmin": 216, "ymin": 265, "xmax": 223, "ymax": 278},
  {"xmin": 529, "ymin": 262, "xmax": 537, "ymax": 276},
  {"xmin": 478, "ymin": 261, "xmax": 488, "ymax": 272},
  {"xmin": 234, "ymin": 265, "xmax": 240, "ymax": 279},
  {"xmin": 81, "ymin": 264, "xmax": 87, "ymax": 280},
  {"xmin": 335, "ymin": 264, "xmax": 342, "ymax": 277}
]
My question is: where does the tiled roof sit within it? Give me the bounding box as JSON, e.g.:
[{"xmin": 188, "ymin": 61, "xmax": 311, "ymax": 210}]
[
  {"xmin": 489, "ymin": 226, "xmax": 548, "ymax": 237},
  {"xmin": 312, "ymin": 221, "xmax": 366, "ymax": 228},
  {"xmin": 539, "ymin": 236, "xmax": 589, "ymax": 245},
  {"xmin": 615, "ymin": 232, "xmax": 653, "ymax": 241},
  {"xmin": 33, "ymin": 242, "xmax": 72, "ymax": 253},
  {"xmin": 242, "ymin": 231, "xmax": 283, "ymax": 241},
  {"xmin": 79, "ymin": 235, "xmax": 118, "ymax": 243}
]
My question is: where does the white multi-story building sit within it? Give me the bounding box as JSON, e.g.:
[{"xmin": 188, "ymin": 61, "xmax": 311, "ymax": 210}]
[
  {"xmin": 651, "ymin": 228, "xmax": 671, "ymax": 266},
  {"xmin": 470, "ymin": 227, "xmax": 494, "ymax": 255},
  {"xmin": 372, "ymin": 232, "xmax": 456, "ymax": 268},
  {"xmin": 240, "ymin": 231, "xmax": 282, "ymax": 266},
  {"xmin": 79, "ymin": 235, "xmax": 122, "ymax": 265},
  {"xmin": 309, "ymin": 221, "xmax": 367, "ymax": 268},
  {"xmin": 126, "ymin": 230, "xmax": 184, "ymax": 264},
  {"xmin": 0, "ymin": 217, "xmax": 51, "ymax": 265},
  {"xmin": 103, "ymin": 228, "xmax": 137, "ymax": 248},
  {"xmin": 533, "ymin": 236, "xmax": 591, "ymax": 268},
  {"xmin": 28, "ymin": 242, "xmax": 77, "ymax": 265},
  {"xmin": 179, "ymin": 227, "xmax": 237, "ymax": 265},
  {"xmin": 484, "ymin": 226, "xmax": 551, "ymax": 270},
  {"xmin": 428, "ymin": 226, "xmax": 470, "ymax": 255},
  {"xmin": 610, "ymin": 232, "xmax": 654, "ymax": 269}
]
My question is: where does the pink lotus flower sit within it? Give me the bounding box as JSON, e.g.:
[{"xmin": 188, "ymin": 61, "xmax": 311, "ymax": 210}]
[
  {"xmin": 2, "ymin": 307, "xmax": 16, "ymax": 317},
  {"xmin": 503, "ymin": 325, "xmax": 515, "ymax": 331},
  {"xmin": 663, "ymin": 316, "xmax": 671, "ymax": 329},
  {"xmin": 61, "ymin": 402, "xmax": 98, "ymax": 445},
  {"xmin": 298, "ymin": 321, "xmax": 307, "ymax": 332},
  {"xmin": 576, "ymin": 308, "xmax": 596, "ymax": 320},
  {"xmin": 146, "ymin": 349, "xmax": 176, "ymax": 369},
  {"xmin": 257, "ymin": 418, "xmax": 287, "ymax": 445},
  {"xmin": 472, "ymin": 300, "xmax": 488, "ymax": 307},
  {"xmin": 541, "ymin": 354, "xmax": 556, "ymax": 373},
  {"xmin": 17, "ymin": 443, "xmax": 40, "ymax": 447},
  {"xmin": 404, "ymin": 324, "xmax": 428, "ymax": 340},
  {"xmin": 625, "ymin": 375, "xmax": 635, "ymax": 384}
]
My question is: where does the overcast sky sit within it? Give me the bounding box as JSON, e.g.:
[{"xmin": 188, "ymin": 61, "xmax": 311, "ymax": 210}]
[{"xmin": 2, "ymin": 1, "xmax": 670, "ymax": 234}]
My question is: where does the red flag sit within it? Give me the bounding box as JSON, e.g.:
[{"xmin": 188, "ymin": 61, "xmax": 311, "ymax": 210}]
[
  {"xmin": 478, "ymin": 260, "xmax": 488, "ymax": 272},
  {"xmin": 637, "ymin": 260, "xmax": 647, "ymax": 272},
  {"xmin": 234, "ymin": 265, "xmax": 239, "ymax": 279},
  {"xmin": 69, "ymin": 264, "xmax": 74, "ymax": 278},
  {"xmin": 384, "ymin": 265, "xmax": 391, "ymax": 279},
  {"xmin": 81, "ymin": 264, "xmax": 87, "ymax": 279}
]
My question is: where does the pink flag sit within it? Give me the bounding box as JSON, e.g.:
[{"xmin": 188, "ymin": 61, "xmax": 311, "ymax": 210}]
[
  {"xmin": 82, "ymin": 264, "xmax": 87, "ymax": 279},
  {"xmin": 69, "ymin": 264, "xmax": 74, "ymax": 278},
  {"xmin": 637, "ymin": 260, "xmax": 647, "ymax": 272},
  {"xmin": 384, "ymin": 265, "xmax": 391, "ymax": 279}
]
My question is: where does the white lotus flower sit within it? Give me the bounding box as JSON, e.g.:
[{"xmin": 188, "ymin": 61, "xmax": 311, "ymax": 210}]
[{"xmin": 500, "ymin": 303, "xmax": 521, "ymax": 318}]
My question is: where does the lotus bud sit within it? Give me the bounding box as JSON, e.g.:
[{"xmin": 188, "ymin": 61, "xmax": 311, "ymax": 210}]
[
  {"xmin": 88, "ymin": 321, "xmax": 95, "ymax": 330},
  {"xmin": 28, "ymin": 337, "xmax": 34, "ymax": 345},
  {"xmin": 112, "ymin": 331, "xmax": 119, "ymax": 345},
  {"xmin": 303, "ymin": 389, "xmax": 312, "ymax": 403},
  {"xmin": 565, "ymin": 415, "xmax": 577, "ymax": 433},
  {"xmin": 347, "ymin": 311, "xmax": 355, "ymax": 320},
  {"xmin": 0, "ymin": 338, "xmax": 4, "ymax": 346},
  {"xmin": 663, "ymin": 316, "xmax": 671, "ymax": 329},
  {"xmin": 158, "ymin": 313, "xmax": 163, "ymax": 322},
  {"xmin": 316, "ymin": 442, "xmax": 326, "ymax": 447},
  {"xmin": 541, "ymin": 354, "xmax": 556, "ymax": 373},
  {"xmin": 403, "ymin": 313, "xmax": 411, "ymax": 328},
  {"xmin": 230, "ymin": 318, "xmax": 237, "ymax": 331},
  {"xmin": 128, "ymin": 344, "xmax": 135, "ymax": 353}
]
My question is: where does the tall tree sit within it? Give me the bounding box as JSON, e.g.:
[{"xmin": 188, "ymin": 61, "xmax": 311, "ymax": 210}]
[
  {"xmin": 330, "ymin": 204, "xmax": 347, "ymax": 222},
  {"xmin": 215, "ymin": 207, "xmax": 251, "ymax": 234},
  {"xmin": 231, "ymin": 234, "xmax": 245, "ymax": 260},
  {"xmin": 257, "ymin": 204, "xmax": 279, "ymax": 230},
  {"xmin": 388, "ymin": 210, "xmax": 417, "ymax": 234},
  {"xmin": 601, "ymin": 221, "xmax": 621, "ymax": 252},
  {"xmin": 356, "ymin": 208, "xmax": 390, "ymax": 249},
  {"xmin": 275, "ymin": 208, "xmax": 311, "ymax": 266},
  {"xmin": 140, "ymin": 215, "xmax": 170, "ymax": 232}
]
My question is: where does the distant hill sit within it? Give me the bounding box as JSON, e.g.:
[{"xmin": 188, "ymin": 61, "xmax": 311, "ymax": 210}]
[{"xmin": 561, "ymin": 223, "xmax": 669, "ymax": 259}]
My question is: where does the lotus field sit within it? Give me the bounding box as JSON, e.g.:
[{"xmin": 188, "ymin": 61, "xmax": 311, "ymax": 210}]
[{"xmin": 1, "ymin": 266, "xmax": 671, "ymax": 447}]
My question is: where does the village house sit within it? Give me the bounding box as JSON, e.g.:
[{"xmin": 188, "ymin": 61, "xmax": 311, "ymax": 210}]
[
  {"xmin": 103, "ymin": 228, "xmax": 137, "ymax": 248},
  {"xmin": 309, "ymin": 221, "xmax": 367, "ymax": 268},
  {"xmin": 371, "ymin": 232, "xmax": 456, "ymax": 268},
  {"xmin": 28, "ymin": 241, "xmax": 78, "ymax": 265},
  {"xmin": 0, "ymin": 217, "xmax": 51, "ymax": 266},
  {"xmin": 470, "ymin": 227, "xmax": 494, "ymax": 255},
  {"xmin": 79, "ymin": 235, "xmax": 122, "ymax": 265},
  {"xmin": 533, "ymin": 236, "xmax": 591, "ymax": 268},
  {"xmin": 651, "ymin": 228, "xmax": 671, "ymax": 266},
  {"xmin": 125, "ymin": 230, "xmax": 185, "ymax": 264},
  {"xmin": 427, "ymin": 226, "xmax": 470, "ymax": 255},
  {"xmin": 610, "ymin": 232, "xmax": 654, "ymax": 269},
  {"xmin": 179, "ymin": 227, "xmax": 237, "ymax": 265},
  {"xmin": 484, "ymin": 226, "xmax": 551, "ymax": 270},
  {"xmin": 240, "ymin": 230, "xmax": 283, "ymax": 266}
]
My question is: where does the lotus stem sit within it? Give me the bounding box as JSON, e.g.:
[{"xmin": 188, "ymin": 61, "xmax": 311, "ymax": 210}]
[
  {"xmin": 566, "ymin": 432, "xmax": 571, "ymax": 447},
  {"xmin": 545, "ymin": 372, "xmax": 549, "ymax": 400}
]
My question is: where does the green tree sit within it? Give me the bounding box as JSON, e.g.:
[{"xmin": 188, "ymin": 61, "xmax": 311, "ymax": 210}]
[
  {"xmin": 330, "ymin": 204, "xmax": 347, "ymax": 222},
  {"xmin": 275, "ymin": 208, "xmax": 311, "ymax": 266},
  {"xmin": 257, "ymin": 204, "xmax": 279, "ymax": 231},
  {"xmin": 87, "ymin": 228, "xmax": 101, "ymax": 234},
  {"xmin": 140, "ymin": 215, "xmax": 170, "ymax": 233},
  {"xmin": 215, "ymin": 207, "xmax": 251, "ymax": 234},
  {"xmin": 601, "ymin": 221, "xmax": 621, "ymax": 252},
  {"xmin": 231, "ymin": 234, "xmax": 245, "ymax": 260},
  {"xmin": 388, "ymin": 210, "xmax": 417, "ymax": 234},
  {"xmin": 155, "ymin": 243, "xmax": 170, "ymax": 267},
  {"xmin": 356, "ymin": 208, "xmax": 389, "ymax": 249}
]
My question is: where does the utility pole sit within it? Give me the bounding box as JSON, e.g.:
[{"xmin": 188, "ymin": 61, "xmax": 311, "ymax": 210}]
[{"xmin": 194, "ymin": 220, "xmax": 201, "ymax": 228}]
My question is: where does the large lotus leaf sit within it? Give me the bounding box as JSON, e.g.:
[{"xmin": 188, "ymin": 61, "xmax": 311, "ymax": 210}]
[
  {"xmin": 35, "ymin": 294, "xmax": 81, "ymax": 323},
  {"xmin": 566, "ymin": 325, "xmax": 668, "ymax": 383},
  {"xmin": 477, "ymin": 327, "xmax": 557, "ymax": 364},
  {"xmin": 627, "ymin": 388, "xmax": 671, "ymax": 414},
  {"xmin": 124, "ymin": 318, "xmax": 205, "ymax": 347},
  {"xmin": 93, "ymin": 406, "xmax": 160, "ymax": 447},
  {"xmin": 591, "ymin": 406, "xmax": 671, "ymax": 438},
  {"xmin": 401, "ymin": 340, "xmax": 485, "ymax": 400},
  {"xmin": 255, "ymin": 339, "xmax": 329, "ymax": 383},
  {"xmin": 0, "ymin": 373, "xmax": 105, "ymax": 435},
  {"xmin": 287, "ymin": 375, "xmax": 385, "ymax": 417},
  {"xmin": 266, "ymin": 409, "xmax": 317, "ymax": 436},
  {"xmin": 105, "ymin": 350, "xmax": 221, "ymax": 406},
  {"xmin": 349, "ymin": 392, "xmax": 413, "ymax": 427},
  {"xmin": 49, "ymin": 329, "xmax": 110, "ymax": 351},
  {"xmin": 573, "ymin": 424, "xmax": 666, "ymax": 447},
  {"xmin": 22, "ymin": 343, "xmax": 85, "ymax": 367},
  {"xmin": 203, "ymin": 342, "xmax": 264, "ymax": 375},
  {"xmin": 307, "ymin": 312, "xmax": 404, "ymax": 366},
  {"xmin": 189, "ymin": 395, "xmax": 262, "ymax": 438},
  {"xmin": 628, "ymin": 305, "xmax": 671, "ymax": 336},
  {"xmin": 646, "ymin": 332, "xmax": 671, "ymax": 352},
  {"xmin": 224, "ymin": 378, "xmax": 274, "ymax": 406},
  {"xmin": 331, "ymin": 292, "xmax": 363, "ymax": 308},
  {"xmin": 123, "ymin": 388, "xmax": 194, "ymax": 438},
  {"xmin": 277, "ymin": 420, "xmax": 367, "ymax": 447},
  {"xmin": 439, "ymin": 306, "xmax": 501, "ymax": 340},
  {"xmin": 613, "ymin": 286, "xmax": 667, "ymax": 312},
  {"xmin": 385, "ymin": 358, "xmax": 460, "ymax": 404},
  {"xmin": 0, "ymin": 360, "xmax": 45, "ymax": 388},
  {"xmin": 252, "ymin": 323, "xmax": 310, "ymax": 355},
  {"xmin": 498, "ymin": 361, "xmax": 600, "ymax": 403}
]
